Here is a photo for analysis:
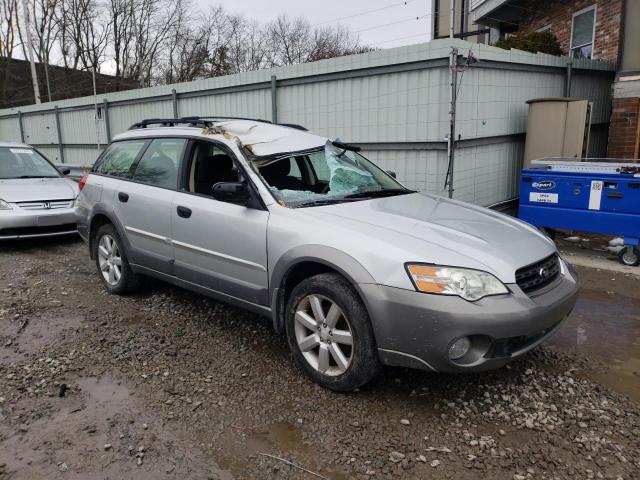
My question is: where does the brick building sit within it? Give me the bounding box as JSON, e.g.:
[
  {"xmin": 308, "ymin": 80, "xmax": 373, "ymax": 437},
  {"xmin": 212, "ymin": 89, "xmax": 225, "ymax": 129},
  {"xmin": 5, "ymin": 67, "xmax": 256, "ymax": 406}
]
[{"xmin": 468, "ymin": 0, "xmax": 640, "ymax": 160}]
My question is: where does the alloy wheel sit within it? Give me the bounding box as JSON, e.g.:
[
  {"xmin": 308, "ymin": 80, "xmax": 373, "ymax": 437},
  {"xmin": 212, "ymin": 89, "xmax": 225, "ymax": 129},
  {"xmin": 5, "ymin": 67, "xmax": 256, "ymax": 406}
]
[
  {"xmin": 97, "ymin": 234, "xmax": 122, "ymax": 286},
  {"xmin": 622, "ymin": 248, "xmax": 638, "ymax": 265},
  {"xmin": 294, "ymin": 294, "xmax": 354, "ymax": 376}
]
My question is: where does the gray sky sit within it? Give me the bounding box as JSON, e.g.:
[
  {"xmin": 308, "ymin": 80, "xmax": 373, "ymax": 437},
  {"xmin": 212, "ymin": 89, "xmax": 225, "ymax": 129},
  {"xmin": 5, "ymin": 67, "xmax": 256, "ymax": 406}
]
[{"xmin": 199, "ymin": 0, "xmax": 433, "ymax": 49}]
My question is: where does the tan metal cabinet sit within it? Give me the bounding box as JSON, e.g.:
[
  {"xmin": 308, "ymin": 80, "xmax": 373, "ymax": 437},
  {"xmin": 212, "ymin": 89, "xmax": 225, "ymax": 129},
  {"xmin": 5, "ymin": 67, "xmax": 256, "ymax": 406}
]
[{"xmin": 523, "ymin": 98, "xmax": 592, "ymax": 167}]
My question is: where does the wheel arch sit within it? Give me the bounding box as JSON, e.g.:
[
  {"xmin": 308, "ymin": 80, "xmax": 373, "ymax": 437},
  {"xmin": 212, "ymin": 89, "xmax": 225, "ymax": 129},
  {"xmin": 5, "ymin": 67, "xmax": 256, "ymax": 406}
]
[
  {"xmin": 269, "ymin": 245, "xmax": 376, "ymax": 334},
  {"xmin": 88, "ymin": 209, "xmax": 130, "ymax": 260}
]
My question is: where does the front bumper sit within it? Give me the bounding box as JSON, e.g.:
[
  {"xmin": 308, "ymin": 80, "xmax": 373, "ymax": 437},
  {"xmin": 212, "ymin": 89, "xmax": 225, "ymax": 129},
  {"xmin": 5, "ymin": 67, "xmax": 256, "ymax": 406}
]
[
  {"xmin": 0, "ymin": 207, "xmax": 77, "ymax": 240},
  {"xmin": 362, "ymin": 263, "xmax": 580, "ymax": 372}
]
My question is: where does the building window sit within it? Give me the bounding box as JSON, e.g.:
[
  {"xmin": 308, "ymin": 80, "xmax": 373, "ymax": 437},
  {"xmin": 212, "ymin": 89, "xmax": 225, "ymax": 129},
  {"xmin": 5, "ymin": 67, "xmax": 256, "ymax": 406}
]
[{"xmin": 571, "ymin": 5, "xmax": 597, "ymax": 59}]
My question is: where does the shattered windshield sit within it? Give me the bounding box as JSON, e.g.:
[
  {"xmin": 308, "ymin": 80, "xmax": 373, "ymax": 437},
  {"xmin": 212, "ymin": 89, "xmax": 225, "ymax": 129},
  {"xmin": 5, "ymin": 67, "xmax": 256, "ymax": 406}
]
[{"xmin": 254, "ymin": 141, "xmax": 412, "ymax": 207}]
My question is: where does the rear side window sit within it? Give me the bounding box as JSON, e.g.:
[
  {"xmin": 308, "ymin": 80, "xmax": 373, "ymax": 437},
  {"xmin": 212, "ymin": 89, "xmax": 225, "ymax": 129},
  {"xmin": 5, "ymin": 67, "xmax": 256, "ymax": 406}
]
[
  {"xmin": 132, "ymin": 138, "xmax": 186, "ymax": 189},
  {"xmin": 96, "ymin": 140, "xmax": 146, "ymax": 178}
]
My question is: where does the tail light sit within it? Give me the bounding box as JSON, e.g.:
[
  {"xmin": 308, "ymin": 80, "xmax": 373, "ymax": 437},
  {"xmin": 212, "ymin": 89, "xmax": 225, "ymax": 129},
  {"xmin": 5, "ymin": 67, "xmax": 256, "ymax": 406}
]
[{"xmin": 79, "ymin": 174, "xmax": 89, "ymax": 191}]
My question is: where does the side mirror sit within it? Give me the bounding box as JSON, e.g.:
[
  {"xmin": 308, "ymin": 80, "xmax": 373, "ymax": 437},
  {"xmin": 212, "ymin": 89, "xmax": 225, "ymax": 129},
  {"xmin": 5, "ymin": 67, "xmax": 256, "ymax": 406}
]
[
  {"xmin": 60, "ymin": 168, "xmax": 71, "ymax": 175},
  {"xmin": 386, "ymin": 170, "xmax": 397, "ymax": 179},
  {"xmin": 212, "ymin": 181, "xmax": 250, "ymax": 203}
]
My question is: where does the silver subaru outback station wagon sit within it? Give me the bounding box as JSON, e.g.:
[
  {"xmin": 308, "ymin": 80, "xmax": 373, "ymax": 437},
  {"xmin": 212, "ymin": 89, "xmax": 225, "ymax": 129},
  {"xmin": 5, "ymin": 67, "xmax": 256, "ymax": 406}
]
[{"xmin": 76, "ymin": 117, "xmax": 579, "ymax": 391}]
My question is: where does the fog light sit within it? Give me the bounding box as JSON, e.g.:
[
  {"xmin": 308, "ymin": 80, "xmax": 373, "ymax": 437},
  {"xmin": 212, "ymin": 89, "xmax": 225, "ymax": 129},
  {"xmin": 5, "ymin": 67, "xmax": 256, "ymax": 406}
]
[{"xmin": 449, "ymin": 337, "xmax": 471, "ymax": 360}]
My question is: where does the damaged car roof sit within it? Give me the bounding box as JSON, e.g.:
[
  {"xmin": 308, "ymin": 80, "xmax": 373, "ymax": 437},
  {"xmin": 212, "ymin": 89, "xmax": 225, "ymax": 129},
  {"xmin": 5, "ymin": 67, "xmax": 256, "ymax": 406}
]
[
  {"xmin": 216, "ymin": 120, "xmax": 327, "ymax": 157},
  {"xmin": 115, "ymin": 119, "xmax": 328, "ymax": 157}
]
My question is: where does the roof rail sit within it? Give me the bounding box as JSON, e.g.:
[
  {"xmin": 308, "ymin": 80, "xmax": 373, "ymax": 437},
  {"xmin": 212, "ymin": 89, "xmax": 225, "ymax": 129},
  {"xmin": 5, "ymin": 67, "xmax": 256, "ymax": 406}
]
[
  {"xmin": 278, "ymin": 123, "xmax": 308, "ymax": 131},
  {"xmin": 128, "ymin": 116, "xmax": 308, "ymax": 131},
  {"xmin": 197, "ymin": 116, "xmax": 273, "ymax": 125},
  {"xmin": 128, "ymin": 117, "xmax": 211, "ymax": 130}
]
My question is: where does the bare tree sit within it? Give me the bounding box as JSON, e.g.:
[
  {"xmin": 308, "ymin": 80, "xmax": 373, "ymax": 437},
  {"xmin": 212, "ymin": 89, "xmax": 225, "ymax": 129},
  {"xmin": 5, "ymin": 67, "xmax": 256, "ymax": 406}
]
[
  {"xmin": 264, "ymin": 14, "xmax": 369, "ymax": 67},
  {"xmin": 105, "ymin": 0, "xmax": 184, "ymax": 86},
  {"xmin": 227, "ymin": 17, "xmax": 267, "ymax": 73},
  {"xmin": 265, "ymin": 15, "xmax": 312, "ymax": 66},
  {"xmin": 307, "ymin": 24, "xmax": 369, "ymax": 62},
  {"xmin": 2, "ymin": 0, "xmax": 372, "ymax": 98},
  {"xmin": 0, "ymin": 0, "xmax": 20, "ymax": 58},
  {"xmin": 14, "ymin": 0, "xmax": 60, "ymax": 100},
  {"xmin": 159, "ymin": 6, "xmax": 206, "ymax": 83},
  {"xmin": 55, "ymin": 0, "xmax": 109, "ymax": 71},
  {"xmin": 0, "ymin": 0, "xmax": 20, "ymax": 101}
]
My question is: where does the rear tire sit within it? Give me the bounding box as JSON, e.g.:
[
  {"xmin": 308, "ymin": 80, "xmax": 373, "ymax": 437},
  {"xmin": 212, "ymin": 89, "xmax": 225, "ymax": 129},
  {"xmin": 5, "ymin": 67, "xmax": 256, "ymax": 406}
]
[
  {"xmin": 618, "ymin": 246, "xmax": 640, "ymax": 267},
  {"xmin": 285, "ymin": 273, "xmax": 381, "ymax": 392},
  {"xmin": 93, "ymin": 224, "xmax": 141, "ymax": 294}
]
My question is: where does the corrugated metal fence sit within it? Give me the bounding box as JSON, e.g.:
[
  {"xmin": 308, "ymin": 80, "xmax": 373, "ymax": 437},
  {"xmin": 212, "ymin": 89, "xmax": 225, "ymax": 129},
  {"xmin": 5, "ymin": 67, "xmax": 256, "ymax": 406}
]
[{"xmin": 0, "ymin": 39, "xmax": 615, "ymax": 206}]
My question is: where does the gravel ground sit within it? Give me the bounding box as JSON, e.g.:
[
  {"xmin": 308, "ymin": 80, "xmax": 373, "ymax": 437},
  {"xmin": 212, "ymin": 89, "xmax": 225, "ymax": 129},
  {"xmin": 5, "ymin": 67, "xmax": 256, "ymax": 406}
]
[{"xmin": 0, "ymin": 237, "xmax": 638, "ymax": 480}]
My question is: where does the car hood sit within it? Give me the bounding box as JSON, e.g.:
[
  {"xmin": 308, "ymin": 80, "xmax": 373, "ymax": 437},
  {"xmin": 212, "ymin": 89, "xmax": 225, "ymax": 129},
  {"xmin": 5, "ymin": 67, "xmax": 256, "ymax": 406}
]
[
  {"xmin": 303, "ymin": 193, "xmax": 556, "ymax": 283},
  {"xmin": 0, "ymin": 177, "xmax": 79, "ymax": 202}
]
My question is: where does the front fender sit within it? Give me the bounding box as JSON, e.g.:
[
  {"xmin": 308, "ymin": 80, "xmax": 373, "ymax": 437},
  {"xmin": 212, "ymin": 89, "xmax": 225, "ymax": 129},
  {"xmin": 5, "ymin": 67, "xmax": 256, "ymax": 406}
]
[{"xmin": 269, "ymin": 244, "xmax": 376, "ymax": 333}]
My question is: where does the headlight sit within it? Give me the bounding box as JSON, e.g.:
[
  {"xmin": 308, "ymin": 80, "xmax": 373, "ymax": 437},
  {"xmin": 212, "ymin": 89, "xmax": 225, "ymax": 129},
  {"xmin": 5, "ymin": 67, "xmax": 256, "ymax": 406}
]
[
  {"xmin": 406, "ymin": 264, "xmax": 508, "ymax": 301},
  {"xmin": 0, "ymin": 199, "xmax": 12, "ymax": 210}
]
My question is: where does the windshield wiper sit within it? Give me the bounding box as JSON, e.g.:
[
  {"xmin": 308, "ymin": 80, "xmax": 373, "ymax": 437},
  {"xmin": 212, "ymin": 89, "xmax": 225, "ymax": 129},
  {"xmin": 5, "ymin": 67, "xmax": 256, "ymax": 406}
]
[
  {"xmin": 294, "ymin": 198, "xmax": 359, "ymax": 208},
  {"xmin": 344, "ymin": 188, "xmax": 414, "ymax": 199},
  {"xmin": 17, "ymin": 175, "xmax": 58, "ymax": 178}
]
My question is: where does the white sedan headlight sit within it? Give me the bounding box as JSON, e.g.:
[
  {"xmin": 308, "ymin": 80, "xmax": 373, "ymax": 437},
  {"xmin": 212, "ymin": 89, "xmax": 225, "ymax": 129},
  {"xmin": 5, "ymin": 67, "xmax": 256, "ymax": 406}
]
[
  {"xmin": 0, "ymin": 199, "xmax": 12, "ymax": 210},
  {"xmin": 406, "ymin": 264, "xmax": 508, "ymax": 301}
]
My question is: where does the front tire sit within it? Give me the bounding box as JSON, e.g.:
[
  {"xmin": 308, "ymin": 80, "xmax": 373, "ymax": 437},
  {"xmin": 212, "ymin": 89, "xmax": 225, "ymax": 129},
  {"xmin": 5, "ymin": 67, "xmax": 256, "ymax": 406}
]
[
  {"xmin": 619, "ymin": 246, "xmax": 640, "ymax": 266},
  {"xmin": 93, "ymin": 224, "xmax": 141, "ymax": 294},
  {"xmin": 285, "ymin": 273, "xmax": 381, "ymax": 392}
]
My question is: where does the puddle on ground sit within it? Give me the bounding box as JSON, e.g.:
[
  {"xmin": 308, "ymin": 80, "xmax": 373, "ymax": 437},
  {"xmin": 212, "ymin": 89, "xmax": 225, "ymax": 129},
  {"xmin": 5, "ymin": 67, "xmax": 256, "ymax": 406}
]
[
  {"xmin": 77, "ymin": 376, "xmax": 131, "ymax": 404},
  {"xmin": 0, "ymin": 375, "xmax": 231, "ymax": 479},
  {"xmin": 549, "ymin": 289, "xmax": 640, "ymax": 402},
  {"xmin": 0, "ymin": 315, "xmax": 83, "ymax": 363},
  {"xmin": 217, "ymin": 421, "xmax": 348, "ymax": 480}
]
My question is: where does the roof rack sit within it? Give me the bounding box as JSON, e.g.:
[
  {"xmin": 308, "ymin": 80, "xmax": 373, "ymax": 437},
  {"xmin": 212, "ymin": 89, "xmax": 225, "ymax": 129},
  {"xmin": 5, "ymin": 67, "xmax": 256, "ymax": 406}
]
[
  {"xmin": 197, "ymin": 117, "xmax": 308, "ymax": 131},
  {"xmin": 128, "ymin": 116, "xmax": 308, "ymax": 131},
  {"xmin": 278, "ymin": 123, "xmax": 308, "ymax": 131},
  {"xmin": 128, "ymin": 117, "xmax": 210, "ymax": 130}
]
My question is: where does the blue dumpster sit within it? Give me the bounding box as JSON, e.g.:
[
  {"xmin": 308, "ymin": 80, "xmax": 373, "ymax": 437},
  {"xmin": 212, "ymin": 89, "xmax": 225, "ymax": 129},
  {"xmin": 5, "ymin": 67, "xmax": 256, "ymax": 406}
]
[{"xmin": 518, "ymin": 161, "xmax": 640, "ymax": 266}]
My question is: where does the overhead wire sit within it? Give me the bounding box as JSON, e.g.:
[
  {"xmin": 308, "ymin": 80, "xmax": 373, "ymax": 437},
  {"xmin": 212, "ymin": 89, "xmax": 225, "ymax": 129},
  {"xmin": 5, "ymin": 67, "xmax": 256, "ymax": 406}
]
[
  {"xmin": 355, "ymin": 13, "xmax": 431, "ymax": 34},
  {"xmin": 313, "ymin": 0, "xmax": 418, "ymax": 27},
  {"xmin": 371, "ymin": 32, "xmax": 431, "ymax": 46}
]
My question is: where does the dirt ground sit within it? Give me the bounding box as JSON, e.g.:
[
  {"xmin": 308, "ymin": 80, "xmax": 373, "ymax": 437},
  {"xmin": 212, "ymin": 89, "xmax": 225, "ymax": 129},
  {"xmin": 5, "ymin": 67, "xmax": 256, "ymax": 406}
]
[{"xmin": 0, "ymin": 236, "xmax": 638, "ymax": 480}]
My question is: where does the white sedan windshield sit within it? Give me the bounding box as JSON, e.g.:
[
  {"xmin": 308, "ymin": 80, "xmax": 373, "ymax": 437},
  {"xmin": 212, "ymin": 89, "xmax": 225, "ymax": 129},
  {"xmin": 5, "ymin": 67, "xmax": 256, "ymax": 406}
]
[{"xmin": 0, "ymin": 147, "xmax": 60, "ymax": 179}]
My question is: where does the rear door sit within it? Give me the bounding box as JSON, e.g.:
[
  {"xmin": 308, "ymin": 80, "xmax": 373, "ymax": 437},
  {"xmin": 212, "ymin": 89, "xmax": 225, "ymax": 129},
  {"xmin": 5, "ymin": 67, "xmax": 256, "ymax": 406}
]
[
  {"xmin": 112, "ymin": 137, "xmax": 186, "ymax": 275},
  {"xmin": 171, "ymin": 140, "xmax": 270, "ymax": 306}
]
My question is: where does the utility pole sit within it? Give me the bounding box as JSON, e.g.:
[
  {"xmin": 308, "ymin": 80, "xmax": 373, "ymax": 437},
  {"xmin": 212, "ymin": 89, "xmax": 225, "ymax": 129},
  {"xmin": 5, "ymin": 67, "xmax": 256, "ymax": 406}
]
[
  {"xmin": 39, "ymin": 36, "xmax": 52, "ymax": 101},
  {"xmin": 92, "ymin": 68, "xmax": 101, "ymax": 153},
  {"xmin": 446, "ymin": 0, "xmax": 457, "ymax": 198},
  {"xmin": 21, "ymin": 0, "xmax": 41, "ymax": 104}
]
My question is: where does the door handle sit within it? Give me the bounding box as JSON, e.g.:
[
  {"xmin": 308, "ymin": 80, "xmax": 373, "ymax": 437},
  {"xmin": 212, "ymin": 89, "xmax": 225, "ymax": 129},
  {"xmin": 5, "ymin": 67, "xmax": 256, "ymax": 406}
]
[
  {"xmin": 177, "ymin": 205, "xmax": 192, "ymax": 218},
  {"xmin": 118, "ymin": 192, "xmax": 129, "ymax": 203}
]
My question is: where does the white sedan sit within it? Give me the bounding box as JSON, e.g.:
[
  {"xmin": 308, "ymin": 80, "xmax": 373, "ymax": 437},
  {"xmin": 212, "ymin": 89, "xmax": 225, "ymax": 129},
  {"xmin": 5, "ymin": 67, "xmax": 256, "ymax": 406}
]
[{"xmin": 0, "ymin": 142, "xmax": 78, "ymax": 240}]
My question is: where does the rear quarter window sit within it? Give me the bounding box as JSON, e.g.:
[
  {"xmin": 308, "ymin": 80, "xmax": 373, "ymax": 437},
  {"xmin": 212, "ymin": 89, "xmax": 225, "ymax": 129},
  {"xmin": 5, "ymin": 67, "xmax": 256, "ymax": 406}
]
[{"xmin": 96, "ymin": 140, "xmax": 147, "ymax": 178}]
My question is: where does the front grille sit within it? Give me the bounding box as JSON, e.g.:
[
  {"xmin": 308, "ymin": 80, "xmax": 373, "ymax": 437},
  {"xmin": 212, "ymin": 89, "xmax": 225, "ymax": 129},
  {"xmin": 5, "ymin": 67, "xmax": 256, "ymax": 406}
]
[
  {"xmin": 17, "ymin": 199, "xmax": 74, "ymax": 210},
  {"xmin": 515, "ymin": 254, "xmax": 560, "ymax": 294}
]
